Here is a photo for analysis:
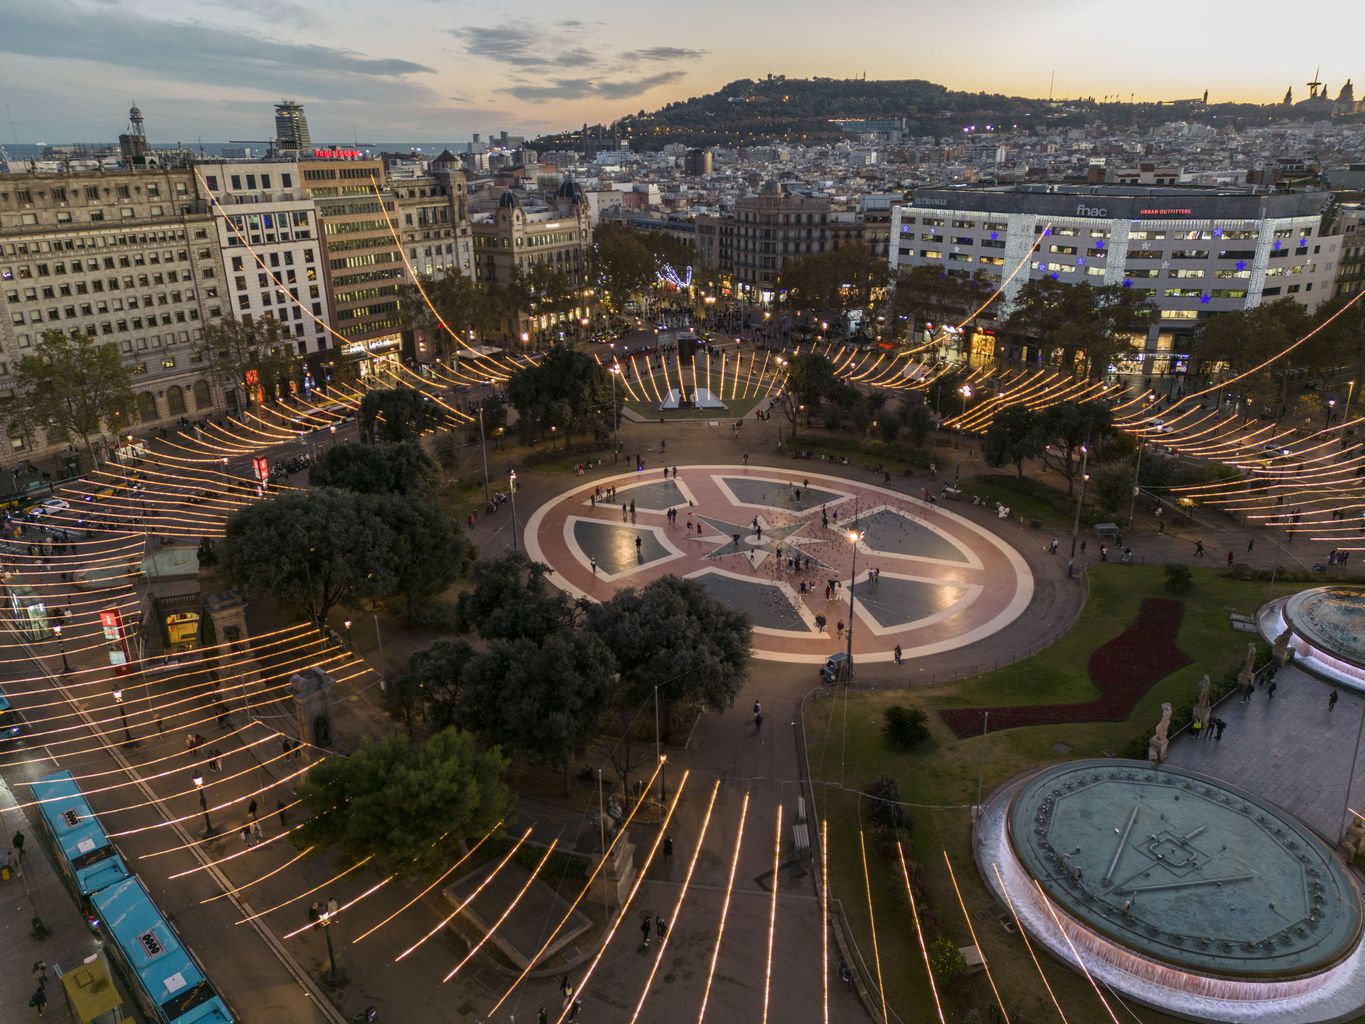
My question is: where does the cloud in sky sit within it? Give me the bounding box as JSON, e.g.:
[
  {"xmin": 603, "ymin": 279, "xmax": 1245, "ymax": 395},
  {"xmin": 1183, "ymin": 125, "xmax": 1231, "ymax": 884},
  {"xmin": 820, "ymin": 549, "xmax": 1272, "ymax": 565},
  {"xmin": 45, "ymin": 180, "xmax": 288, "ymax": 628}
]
[
  {"xmin": 622, "ymin": 47, "xmax": 708, "ymax": 62},
  {"xmin": 0, "ymin": 0, "xmax": 435, "ymax": 102},
  {"xmin": 509, "ymin": 71, "xmax": 687, "ymax": 103}
]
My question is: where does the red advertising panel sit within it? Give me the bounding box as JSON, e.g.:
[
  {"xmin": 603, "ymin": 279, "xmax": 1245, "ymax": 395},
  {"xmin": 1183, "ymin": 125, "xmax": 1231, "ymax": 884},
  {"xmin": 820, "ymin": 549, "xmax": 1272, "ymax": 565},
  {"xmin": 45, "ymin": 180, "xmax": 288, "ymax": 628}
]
[
  {"xmin": 100, "ymin": 608, "xmax": 132, "ymax": 675},
  {"xmin": 252, "ymin": 457, "xmax": 269, "ymax": 482}
]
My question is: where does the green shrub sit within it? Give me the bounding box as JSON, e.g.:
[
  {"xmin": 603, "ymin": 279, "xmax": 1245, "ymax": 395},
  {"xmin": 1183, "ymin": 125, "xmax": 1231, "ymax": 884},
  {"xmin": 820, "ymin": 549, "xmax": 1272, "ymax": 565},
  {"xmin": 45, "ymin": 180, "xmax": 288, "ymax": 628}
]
[
  {"xmin": 862, "ymin": 775, "xmax": 913, "ymax": 856},
  {"xmin": 883, "ymin": 704, "xmax": 930, "ymax": 750},
  {"xmin": 1164, "ymin": 564, "xmax": 1193, "ymax": 593},
  {"xmin": 928, "ymin": 935, "xmax": 968, "ymax": 981}
]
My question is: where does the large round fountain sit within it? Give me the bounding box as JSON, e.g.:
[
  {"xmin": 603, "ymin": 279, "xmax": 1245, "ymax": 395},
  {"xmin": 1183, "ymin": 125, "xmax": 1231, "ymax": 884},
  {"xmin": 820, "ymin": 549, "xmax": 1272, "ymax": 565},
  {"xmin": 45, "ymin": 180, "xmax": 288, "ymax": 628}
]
[
  {"xmin": 977, "ymin": 759, "xmax": 1365, "ymax": 1022},
  {"xmin": 1260, "ymin": 586, "xmax": 1365, "ymax": 689}
]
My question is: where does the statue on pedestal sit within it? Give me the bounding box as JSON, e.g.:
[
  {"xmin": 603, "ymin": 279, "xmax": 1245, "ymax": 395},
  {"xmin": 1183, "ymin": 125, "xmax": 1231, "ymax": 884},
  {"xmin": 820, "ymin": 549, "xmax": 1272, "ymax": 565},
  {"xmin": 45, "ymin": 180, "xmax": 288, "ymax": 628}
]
[
  {"xmin": 1194, "ymin": 674, "xmax": 1212, "ymax": 730},
  {"xmin": 1273, "ymin": 627, "xmax": 1294, "ymax": 667},
  {"xmin": 1148, "ymin": 702, "xmax": 1173, "ymax": 763}
]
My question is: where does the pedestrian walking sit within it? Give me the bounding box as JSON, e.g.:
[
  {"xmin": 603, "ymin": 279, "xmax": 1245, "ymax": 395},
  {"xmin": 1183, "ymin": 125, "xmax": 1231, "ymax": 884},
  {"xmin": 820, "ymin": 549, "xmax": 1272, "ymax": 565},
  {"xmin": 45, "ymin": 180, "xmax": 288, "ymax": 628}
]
[
  {"xmin": 640, "ymin": 915, "xmax": 652, "ymax": 948},
  {"xmin": 635, "ymin": 535, "xmax": 642, "ymax": 556},
  {"xmin": 1247, "ymin": 537, "xmax": 1255, "ymax": 553},
  {"xmin": 1330, "ymin": 690, "xmax": 1340, "ymax": 711},
  {"xmin": 248, "ymin": 798, "xmax": 258, "ymax": 818},
  {"xmin": 560, "ymin": 975, "xmax": 573, "ymax": 1008},
  {"xmin": 539, "ymin": 1008, "xmax": 548, "ymax": 1024},
  {"xmin": 894, "ymin": 644, "xmax": 903, "ymax": 666},
  {"xmin": 656, "ymin": 914, "xmax": 668, "ymax": 939},
  {"xmin": 29, "ymin": 985, "xmax": 46, "ymax": 1016},
  {"xmin": 567, "ymin": 1001, "xmax": 581, "ymax": 1022},
  {"xmin": 1227, "ymin": 550, "xmax": 1234, "ymax": 567},
  {"xmin": 1214, "ymin": 718, "xmax": 1226, "ymax": 741},
  {"xmin": 590, "ymin": 557, "xmax": 598, "ymax": 575},
  {"xmin": 250, "ymin": 819, "xmax": 263, "ymax": 843},
  {"xmin": 277, "ymin": 800, "xmax": 290, "ymax": 828},
  {"xmin": 1195, "ymin": 540, "xmax": 1206, "ymax": 557},
  {"xmin": 1267, "ymin": 679, "xmax": 1278, "ymax": 701},
  {"xmin": 1048, "ymin": 537, "xmax": 1058, "ymax": 554},
  {"xmin": 12, "ymin": 829, "xmax": 24, "ymax": 862},
  {"xmin": 663, "ymin": 835, "xmax": 673, "ymax": 864},
  {"xmin": 753, "ymin": 709, "xmax": 764, "ymax": 735},
  {"xmin": 32, "ymin": 961, "xmax": 47, "ymax": 986}
]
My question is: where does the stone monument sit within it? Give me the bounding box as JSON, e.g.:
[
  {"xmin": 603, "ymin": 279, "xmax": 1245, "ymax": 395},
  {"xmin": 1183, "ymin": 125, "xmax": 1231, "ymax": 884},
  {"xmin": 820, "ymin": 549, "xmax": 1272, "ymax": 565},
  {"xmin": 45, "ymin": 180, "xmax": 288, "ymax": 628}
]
[
  {"xmin": 589, "ymin": 829, "xmax": 637, "ymax": 909},
  {"xmin": 1194, "ymin": 673, "xmax": 1212, "ymax": 730},
  {"xmin": 289, "ymin": 668, "xmax": 337, "ymax": 757},
  {"xmin": 1273, "ymin": 627, "xmax": 1294, "ymax": 667},
  {"xmin": 1148, "ymin": 702, "xmax": 1173, "ymax": 763}
]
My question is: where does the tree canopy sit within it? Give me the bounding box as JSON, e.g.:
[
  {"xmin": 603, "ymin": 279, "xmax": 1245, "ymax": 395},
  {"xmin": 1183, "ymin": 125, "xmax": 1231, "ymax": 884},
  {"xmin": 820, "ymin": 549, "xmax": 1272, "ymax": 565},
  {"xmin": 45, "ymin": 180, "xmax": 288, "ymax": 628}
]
[
  {"xmin": 1034, "ymin": 401, "xmax": 1115, "ymax": 493},
  {"xmin": 199, "ymin": 314, "xmax": 299, "ymax": 409},
  {"xmin": 459, "ymin": 631, "xmax": 618, "ymax": 770},
  {"xmin": 1004, "ymin": 279, "xmax": 1155, "ymax": 377},
  {"xmin": 455, "ymin": 552, "xmax": 578, "ymax": 641},
  {"xmin": 358, "ymin": 387, "xmax": 440, "ymax": 444},
  {"xmin": 779, "ymin": 246, "xmax": 888, "ymax": 310},
  {"xmin": 594, "ymin": 223, "xmax": 657, "ymax": 308},
  {"xmin": 586, "ymin": 576, "xmax": 751, "ymax": 727},
  {"xmin": 13, "ymin": 330, "xmax": 135, "ymax": 453},
  {"xmin": 504, "ymin": 346, "xmax": 614, "ymax": 443},
  {"xmin": 294, "ymin": 727, "xmax": 510, "ymax": 877},
  {"xmin": 222, "ymin": 488, "xmax": 469, "ymax": 621},
  {"xmin": 398, "ymin": 270, "xmax": 496, "ymax": 359},
  {"xmin": 308, "ymin": 440, "xmax": 437, "ymax": 497},
  {"xmin": 982, "ymin": 406, "xmax": 1044, "ymax": 478}
]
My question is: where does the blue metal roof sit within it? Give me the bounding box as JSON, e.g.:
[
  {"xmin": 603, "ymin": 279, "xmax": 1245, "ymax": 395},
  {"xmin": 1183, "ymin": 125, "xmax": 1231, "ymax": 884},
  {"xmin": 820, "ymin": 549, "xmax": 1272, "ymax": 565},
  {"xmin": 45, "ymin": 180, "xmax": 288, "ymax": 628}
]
[
  {"xmin": 32, "ymin": 770, "xmax": 130, "ymax": 896},
  {"xmin": 89, "ymin": 875, "xmax": 234, "ymax": 1024}
]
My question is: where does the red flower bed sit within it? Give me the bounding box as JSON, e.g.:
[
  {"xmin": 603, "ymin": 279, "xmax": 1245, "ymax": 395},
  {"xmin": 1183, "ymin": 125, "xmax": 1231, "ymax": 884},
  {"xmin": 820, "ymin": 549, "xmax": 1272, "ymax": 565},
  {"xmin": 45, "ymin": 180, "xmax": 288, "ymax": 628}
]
[{"xmin": 939, "ymin": 597, "xmax": 1190, "ymax": 738}]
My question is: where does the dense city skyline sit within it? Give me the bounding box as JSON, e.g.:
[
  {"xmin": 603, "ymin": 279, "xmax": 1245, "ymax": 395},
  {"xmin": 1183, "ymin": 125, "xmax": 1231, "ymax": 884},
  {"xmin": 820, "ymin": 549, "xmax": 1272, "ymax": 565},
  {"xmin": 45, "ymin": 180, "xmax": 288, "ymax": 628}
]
[{"xmin": 0, "ymin": 0, "xmax": 1359, "ymax": 143}]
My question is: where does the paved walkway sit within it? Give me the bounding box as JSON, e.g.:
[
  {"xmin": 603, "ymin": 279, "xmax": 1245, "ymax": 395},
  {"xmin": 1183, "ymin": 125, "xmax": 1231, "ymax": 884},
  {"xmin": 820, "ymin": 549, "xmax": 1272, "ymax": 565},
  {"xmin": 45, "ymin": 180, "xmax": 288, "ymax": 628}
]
[{"xmin": 1166, "ymin": 664, "xmax": 1363, "ymax": 843}]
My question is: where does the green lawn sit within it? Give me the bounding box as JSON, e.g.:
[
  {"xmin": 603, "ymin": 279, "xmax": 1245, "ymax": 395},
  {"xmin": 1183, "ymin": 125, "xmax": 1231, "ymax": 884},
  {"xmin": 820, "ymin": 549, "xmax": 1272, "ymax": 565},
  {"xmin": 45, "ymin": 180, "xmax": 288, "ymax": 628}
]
[{"xmin": 804, "ymin": 566, "xmax": 1302, "ymax": 1023}]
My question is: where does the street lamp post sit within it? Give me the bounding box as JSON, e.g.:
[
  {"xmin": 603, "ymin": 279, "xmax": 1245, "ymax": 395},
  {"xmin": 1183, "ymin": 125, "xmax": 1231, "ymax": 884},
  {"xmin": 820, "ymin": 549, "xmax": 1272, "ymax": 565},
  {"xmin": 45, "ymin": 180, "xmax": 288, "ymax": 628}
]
[
  {"xmin": 509, "ymin": 468, "xmax": 519, "ymax": 552},
  {"xmin": 342, "ymin": 618, "xmax": 352, "ymax": 650},
  {"xmin": 1127, "ymin": 437, "xmax": 1145, "ymax": 530},
  {"xmin": 476, "ymin": 404, "xmax": 491, "ymax": 507},
  {"xmin": 318, "ymin": 895, "xmax": 339, "ymax": 988},
  {"xmin": 846, "ymin": 528, "xmax": 863, "ymax": 684},
  {"xmin": 1069, "ymin": 445, "xmax": 1090, "ymax": 560},
  {"xmin": 192, "ymin": 771, "xmax": 215, "ymax": 837},
  {"xmin": 609, "ymin": 364, "xmax": 621, "ymax": 462},
  {"xmin": 52, "ymin": 623, "xmax": 71, "ymax": 673},
  {"xmin": 954, "ymin": 384, "xmax": 973, "ymax": 485},
  {"xmin": 113, "ymin": 687, "xmax": 133, "ymax": 744}
]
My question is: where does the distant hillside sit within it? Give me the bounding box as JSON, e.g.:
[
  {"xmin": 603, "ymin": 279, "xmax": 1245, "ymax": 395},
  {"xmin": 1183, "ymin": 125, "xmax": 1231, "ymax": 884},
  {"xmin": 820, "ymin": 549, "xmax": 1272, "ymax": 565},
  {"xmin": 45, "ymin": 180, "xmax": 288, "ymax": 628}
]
[{"xmin": 533, "ymin": 75, "xmax": 1331, "ymax": 151}]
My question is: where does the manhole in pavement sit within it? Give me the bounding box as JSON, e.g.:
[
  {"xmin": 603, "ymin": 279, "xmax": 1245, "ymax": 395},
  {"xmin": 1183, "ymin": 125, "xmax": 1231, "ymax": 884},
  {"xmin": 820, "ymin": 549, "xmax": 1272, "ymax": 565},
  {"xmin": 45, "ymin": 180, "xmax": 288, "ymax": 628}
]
[{"xmin": 1052, "ymin": 742, "xmax": 1072, "ymax": 754}]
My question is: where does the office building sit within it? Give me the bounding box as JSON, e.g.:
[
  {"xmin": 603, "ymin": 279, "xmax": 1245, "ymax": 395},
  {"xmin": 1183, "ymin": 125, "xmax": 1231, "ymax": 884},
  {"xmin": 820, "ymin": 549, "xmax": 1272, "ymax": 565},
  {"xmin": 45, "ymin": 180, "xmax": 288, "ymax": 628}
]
[
  {"xmin": 393, "ymin": 173, "xmax": 472, "ymax": 281},
  {"xmin": 683, "ymin": 149, "xmax": 713, "ymax": 177},
  {"xmin": 274, "ymin": 101, "xmax": 312, "ymax": 154},
  {"xmin": 889, "ymin": 185, "xmax": 1340, "ymax": 372},
  {"xmin": 298, "ymin": 158, "xmax": 405, "ymax": 372},
  {"xmin": 195, "ymin": 162, "xmax": 332, "ymax": 368},
  {"xmin": 0, "ymin": 168, "xmax": 227, "ymax": 455}
]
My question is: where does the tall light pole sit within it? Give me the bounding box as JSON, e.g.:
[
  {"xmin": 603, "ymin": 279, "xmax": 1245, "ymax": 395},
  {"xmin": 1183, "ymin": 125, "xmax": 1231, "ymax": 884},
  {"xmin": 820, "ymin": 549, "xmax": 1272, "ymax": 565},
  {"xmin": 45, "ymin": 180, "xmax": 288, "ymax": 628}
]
[
  {"xmin": 954, "ymin": 384, "xmax": 973, "ymax": 485},
  {"xmin": 609, "ymin": 364, "xmax": 621, "ymax": 461},
  {"xmin": 316, "ymin": 898, "xmax": 341, "ymax": 986},
  {"xmin": 476, "ymin": 403, "xmax": 491, "ymax": 507},
  {"xmin": 1127, "ymin": 438, "xmax": 1144, "ymax": 529},
  {"xmin": 846, "ymin": 527, "xmax": 863, "ymax": 684},
  {"xmin": 509, "ymin": 468, "xmax": 519, "ymax": 552},
  {"xmin": 342, "ymin": 618, "xmax": 353, "ymax": 650},
  {"xmin": 192, "ymin": 771, "xmax": 215, "ymax": 837},
  {"xmin": 112, "ymin": 687, "xmax": 133, "ymax": 744},
  {"xmin": 52, "ymin": 623, "xmax": 71, "ymax": 673},
  {"xmin": 1069, "ymin": 444, "xmax": 1090, "ymax": 560}
]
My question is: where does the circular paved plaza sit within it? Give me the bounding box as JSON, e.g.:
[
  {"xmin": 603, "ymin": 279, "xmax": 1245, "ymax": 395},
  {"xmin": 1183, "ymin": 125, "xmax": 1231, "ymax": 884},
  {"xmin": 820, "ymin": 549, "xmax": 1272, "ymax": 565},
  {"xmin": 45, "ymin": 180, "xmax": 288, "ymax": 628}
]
[{"xmin": 524, "ymin": 464, "xmax": 1034, "ymax": 663}]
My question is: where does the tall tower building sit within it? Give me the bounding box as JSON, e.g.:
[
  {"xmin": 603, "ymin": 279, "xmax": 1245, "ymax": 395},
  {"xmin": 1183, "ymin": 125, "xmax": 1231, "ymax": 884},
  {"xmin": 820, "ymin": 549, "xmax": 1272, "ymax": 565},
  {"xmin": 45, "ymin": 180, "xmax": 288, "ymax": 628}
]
[
  {"xmin": 274, "ymin": 101, "xmax": 312, "ymax": 153},
  {"xmin": 119, "ymin": 103, "xmax": 148, "ymax": 167}
]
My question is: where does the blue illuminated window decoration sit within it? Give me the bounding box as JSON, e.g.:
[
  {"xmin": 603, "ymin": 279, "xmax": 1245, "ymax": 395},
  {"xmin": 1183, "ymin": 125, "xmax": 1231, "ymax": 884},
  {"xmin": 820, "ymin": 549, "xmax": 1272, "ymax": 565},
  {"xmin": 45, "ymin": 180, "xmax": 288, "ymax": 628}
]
[
  {"xmin": 1050, "ymin": 272, "xmax": 1060, "ymax": 280},
  {"xmin": 1200, "ymin": 293, "xmax": 1210, "ymax": 304},
  {"xmin": 1273, "ymin": 239, "xmax": 1282, "ymax": 250},
  {"xmin": 1236, "ymin": 260, "xmax": 1247, "ymax": 271},
  {"xmin": 990, "ymin": 231, "xmax": 998, "ymax": 240},
  {"xmin": 1122, "ymin": 278, "xmax": 1133, "ymax": 288},
  {"xmin": 1213, "ymin": 227, "xmax": 1223, "ymax": 238},
  {"xmin": 1077, "ymin": 257, "xmax": 1086, "ymax": 265},
  {"xmin": 1043, "ymin": 227, "xmax": 1051, "ymax": 236},
  {"xmin": 1095, "ymin": 239, "xmax": 1104, "ymax": 249}
]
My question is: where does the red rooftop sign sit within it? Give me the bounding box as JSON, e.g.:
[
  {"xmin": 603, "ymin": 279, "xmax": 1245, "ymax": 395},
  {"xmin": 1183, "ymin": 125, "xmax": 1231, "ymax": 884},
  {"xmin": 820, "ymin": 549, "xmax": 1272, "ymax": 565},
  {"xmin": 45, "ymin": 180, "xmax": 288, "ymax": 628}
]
[{"xmin": 313, "ymin": 148, "xmax": 362, "ymax": 159}]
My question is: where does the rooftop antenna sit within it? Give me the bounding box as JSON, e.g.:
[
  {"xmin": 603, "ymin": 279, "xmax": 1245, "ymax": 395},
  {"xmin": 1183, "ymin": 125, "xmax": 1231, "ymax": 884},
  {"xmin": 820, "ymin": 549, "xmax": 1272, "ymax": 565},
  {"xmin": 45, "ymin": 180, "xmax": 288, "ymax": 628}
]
[
  {"xmin": 1308, "ymin": 67, "xmax": 1323, "ymax": 99},
  {"xmin": 1048, "ymin": 69, "xmax": 1055, "ymax": 102}
]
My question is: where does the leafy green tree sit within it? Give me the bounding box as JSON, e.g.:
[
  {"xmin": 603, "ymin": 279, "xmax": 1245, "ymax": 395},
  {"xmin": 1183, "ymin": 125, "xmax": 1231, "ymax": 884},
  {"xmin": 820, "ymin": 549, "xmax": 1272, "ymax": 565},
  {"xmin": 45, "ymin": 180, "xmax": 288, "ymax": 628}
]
[
  {"xmin": 399, "ymin": 270, "xmax": 495, "ymax": 358},
  {"xmin": 594, "ymin": 223, "xmax": 657, "ymax": 309},
  {"xmin": 459, "ymin": 631, "xmax": 617, "ymax": 773},
  {"xmin": 779, "ymin": 352, "xmax": 837, "ymax": 433},
  {"xmin": 586, "ymin": 576, "xmax": 751, "ymax": 735},
  {"xmin": 882, "ymin": 706, "xmax": 930, "ymax": 750},
  {"xmin": 1037, "ymin": 401, "xmax": 1114, "ymax": 494},
  {"xmin": 199, "ymin": 314, "xmax": 299, "ymax": 410},
  {"xmin": 889, "ymin": 266, "xmax": 995, "ymax": 340},
  {"xmin": 779, "ymin": 246, "xmax": 888, "ymax": 310},
  {"xmin": 982, "ymin": 406, "xmax": 1043, "ymax": 478},
  {"xmin": 294, "ymin": 728, "xmax": 511, "ymax": 877},
  {"xmin": 358, "ymin": 387, "xmax": 439, "ymax": 444},
  {"xmin": 504, "ymin": 346, "xmax": 605, "ymax": 443},
  {"xmin": 13, "ymin": 330, "xmax": 135, "ymax": 454},
  {"xmin": 221, "ymin": 489, "xmax": 397, "ymax": 622},
  {"xmin": 386, "ymin": 638, "xmax": 476, "ymax": 733},
  {"xmin": 862, "ymin": 775, "xmax": 913, "ymax": 856},
  {"xmin": 456, "ymin": 553, "xmax": 579, "ymax": 641},
  {"xmin": 897, "ymin": 399, "xmax": 934, "ymax": 447},
  {"xmin": 1090, "ymin": 458, "xmax": 1136, "ymax": 517},
  {"xmin": 308, "ymin": 440, "xmax": 436, "ymax": 497},
  {"xmin": 1005, "ymin": 279, "xmax": 1154, "ymax": 377},
  {"xmin": 382, "ymin": 495, "xmax": 472, "ymax": 618}
]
